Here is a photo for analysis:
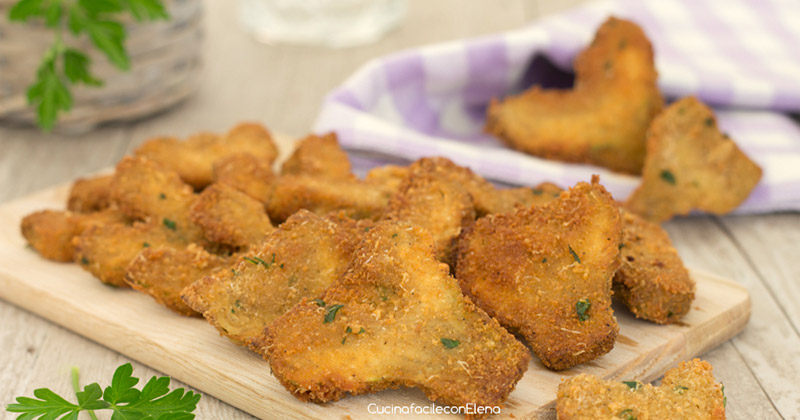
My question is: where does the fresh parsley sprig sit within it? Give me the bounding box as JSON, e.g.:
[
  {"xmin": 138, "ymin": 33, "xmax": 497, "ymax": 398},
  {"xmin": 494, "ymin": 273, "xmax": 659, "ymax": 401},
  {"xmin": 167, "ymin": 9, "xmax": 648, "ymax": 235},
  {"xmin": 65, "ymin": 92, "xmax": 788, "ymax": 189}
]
[
  {"xmin": 6, "ymin": 362, "xmax": 201, "ymax": 420},
  {"xmin": 7, "ymin": 0, "xmax": 168, "ymax": 131}
]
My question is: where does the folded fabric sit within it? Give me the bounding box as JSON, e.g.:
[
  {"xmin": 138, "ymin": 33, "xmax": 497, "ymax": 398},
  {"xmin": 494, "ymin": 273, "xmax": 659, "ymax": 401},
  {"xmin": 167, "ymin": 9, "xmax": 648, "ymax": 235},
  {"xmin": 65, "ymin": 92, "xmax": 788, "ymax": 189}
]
[{"xmin": 314, "ymin": 0, "xmax": 800, "ymax": 214}]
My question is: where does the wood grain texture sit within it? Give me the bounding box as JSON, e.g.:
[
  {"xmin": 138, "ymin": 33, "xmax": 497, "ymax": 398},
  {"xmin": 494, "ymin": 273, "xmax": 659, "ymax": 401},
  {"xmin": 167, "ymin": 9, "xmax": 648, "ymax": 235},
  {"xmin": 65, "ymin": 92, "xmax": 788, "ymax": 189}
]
[{"xmin": 0, "ymin": 183, "xmax": 750, "ymax": 420}]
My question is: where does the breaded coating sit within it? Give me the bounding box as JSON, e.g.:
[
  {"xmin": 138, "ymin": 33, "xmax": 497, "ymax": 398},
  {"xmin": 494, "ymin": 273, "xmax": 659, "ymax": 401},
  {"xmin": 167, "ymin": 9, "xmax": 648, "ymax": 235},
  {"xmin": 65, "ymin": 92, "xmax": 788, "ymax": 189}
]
[
  {"xmin": 281, "ymin": 133, "xmax": 354, "ymax": 180},
  {"xmin": 364, "ymin": 164, "xmax": 409, "ymax": 193},
  {"xmin": 181, "ymin": 210, "xmax": 360, "ymax": 346},
  {"xmin": 21, "ymin": 209, "xmax": 127, "ymax": 262},
  {"xmin": 190, "ymin": 183, "xmax": 273, "ymax": 248},
  {"xmin": 557, "ymin": 358, "xmax": 726, "ymax": 420},
  {"xmin": 212, "ymin": 153, "xmax": 275, "ymax": 204},
  {"xmin": 74, "ymin": 222, "xmax": 169, "ymax": 287},
  {"xmin": 255, "ymin": 221, "xmax": 530, "ymax": 415},
  {"xmin": 625, "ymin": 97, "xmax": 762, "ymax": 222},
  {"xmin": 456, "ymin": 178, "xmax": 622, "ymax": 370},
  {"xmin": 67, "ymin": 174, "xmax": 113, "ymax": 213},
  {"xmin": 384, "ymin": 158, "xmax": 475, "ymax": 266},
  {"xmin": 615, "ymin": 210, "xmax": 695, "ymax": 324},
  {"xmin": 134, "ymin": 122, "xmax": 278, "ymax": 188},
  {"xmin": 110, "ymin": 156, "xmax": 205, "ymax": 244},
  {"xmin": 266, "ymin": 175, "xmax": 392, "ymax": 223},
  {"xmin": 487, "ymin": 182, "xmax": 563, "ymax": 215},
  {"xmin": 126, "ymin": 244, "xmax": 228, "ymax": 316},
  {"xmin": 486, "ymin": 17, "xmax": 663, "ymax": 174}
]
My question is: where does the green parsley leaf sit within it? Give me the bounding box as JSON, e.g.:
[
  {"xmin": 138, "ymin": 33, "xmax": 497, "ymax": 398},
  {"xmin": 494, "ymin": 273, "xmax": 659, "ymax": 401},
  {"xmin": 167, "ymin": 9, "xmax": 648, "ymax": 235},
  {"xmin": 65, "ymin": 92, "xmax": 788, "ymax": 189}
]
[
  {"xmin": 660, "ymin": 169, "xmax": 676, "ymax": 185},
  {"xmin": 618, "ymin": 408, "xmax": 637, "ymax": 420},
  {"xmin": 440, "ymin": 338, "xmax": 460, "ymax": 349},
  {"xmin": 27, "ymin": 53, "xmax": 73, "ymax": 131},
  {"xmin": 8, "ymin": 0, "xmax": 45, "ymax": 21},
  {"xmin": 324, "ymin": 304, "xmax": 344, "ymax": 323},
  {"xmin": 44, "ymin": 1, "xmax": 62, "ymax": 27},
  {"xmin": 568, "ymin": 245, "xmax": 581, "ymax": 263},
  {"xmin": 623, "ymin": 381, "xmax": 642, "ymax": 391},
  {"xmin": 576, "ymin": 298, "xmax": 591, "ymax": 321},
  {"xmin": 721, "ymin": 384, "xmax": 726, "ymax": 407},
  {"xmin": 122, "ymin": 0, "xmax": 168, "ymax": 21},
  {"xmin": 64, "ymin": 48, "xmax": 103, "ymax": 86},
  {"xmin": 84, "ymin": 19, "xmax": 130, "ymax": 70},
  {"xmin": 312, "ymin": 298, "xmax": 326, "ymax": 307},
  {"xmin": 162, "ymin": 218, "xmax": 176, "ymax": 230}
]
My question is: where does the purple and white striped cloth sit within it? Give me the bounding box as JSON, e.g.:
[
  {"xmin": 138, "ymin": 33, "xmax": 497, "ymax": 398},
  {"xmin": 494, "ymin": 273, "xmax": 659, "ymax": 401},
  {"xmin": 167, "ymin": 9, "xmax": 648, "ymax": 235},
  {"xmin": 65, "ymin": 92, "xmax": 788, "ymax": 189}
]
[{"xmin": 314, "ymin": 0, "xmax": 800, "ymax": 214}]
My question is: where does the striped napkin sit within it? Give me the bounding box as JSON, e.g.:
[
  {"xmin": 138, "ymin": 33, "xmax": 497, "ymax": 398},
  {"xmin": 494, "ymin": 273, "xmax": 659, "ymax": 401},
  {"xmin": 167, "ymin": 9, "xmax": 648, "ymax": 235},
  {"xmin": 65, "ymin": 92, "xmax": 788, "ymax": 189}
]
[{"xmin": 314, "ymin": 0, "xmax": 800, "ymax": 214}]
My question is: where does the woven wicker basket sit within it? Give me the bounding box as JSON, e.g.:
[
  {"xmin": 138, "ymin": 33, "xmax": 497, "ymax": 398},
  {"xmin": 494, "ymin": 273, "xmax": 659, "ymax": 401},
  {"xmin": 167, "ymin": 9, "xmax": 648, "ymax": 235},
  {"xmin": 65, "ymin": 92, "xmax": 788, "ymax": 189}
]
[{"xmin": 0, "ymin": 0, "xmax": 203, "ymax": 133}]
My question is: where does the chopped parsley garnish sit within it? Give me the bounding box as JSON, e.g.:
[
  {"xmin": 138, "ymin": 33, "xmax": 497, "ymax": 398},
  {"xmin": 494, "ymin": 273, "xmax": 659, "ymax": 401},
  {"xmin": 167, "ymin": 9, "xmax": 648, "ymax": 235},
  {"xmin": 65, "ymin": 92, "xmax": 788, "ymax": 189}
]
[
  {"xmin": 243, "ymin": 256, "xmax": 259, "ymax": 265},
  {"xmin": 618, "ymin": 243, "xmax": 625, "ymax": 250},
  {"xmin": 324, "ymin": 304, "xmax": 344, "ymax": 323},
  {"xmin": 576, "ymin": 298, "xmax": 591, "ymax": 321},
  {"xmin": 532, "ymin": 188, "xmax": 543, "ymax": 196},
  {"xmin": 660, "ymin": 169, "xmax": 676, "ymax": 185},
  {"xmin": 345, "ymin": 326, "xmax": 352, "ymax": 334},
  {"xmin": 245, "ymin": 254, "xmax": 275, "ymax": 269},
  {"xmin": 618, "ymin": 409, "xmax": 637, "ymax": 420},
  {"xmin": 674, "ymin": 385, "xmax": 688, "ymax": 394},
  {"xmin": 357, "ymin": 327, "xmax": 365, "ymax": 334},
  {"xmin": 568, "ymin": 245, "xmax": 581, "ymax": 263},
  {"xmin": 142, "ymin": 242, "xmax": 150, "ymax": 248},
  {"xmin": 623, "ymin": 381, "xmax": 642, "ymax": 391},
  {"xmin": 704, "ymin": 117, "xmax": 714, "ymax": 127},
  {"xmin": 162, "ymin": 218, "xmax": 176, "ymax": 230},
  {"xmin": 313, "ymin": 298, "xmax": 326, "ymax": 307},
  {"xmin": 364, "ymin": 227, "xmax": 370, "ymax": 232},
  {"xmin": 440, "ymin": 338, "xmax": 460, "ymax": 349},
  {"xmin": 391, "ymin": 233, "xmax": 398, "ymax": 238},
  {"xmin": 542, "ymin": 258, "xmax": 547, "ymax": 263},
  {"xmin": 231, "ymin": 268, "xmax": 238, "ymax": 276},
  {"xmin": 158, "ymin": 193, "xmax": 166, "ymax": 199},
  {"xmin": 80, "ymin": 257, "xmax": 89, "ymax": 265},
  {"xmin": 618, "ymin": 39, "xmax": 627, "ymax": 50},
  {"xmin": 722, "ymin": 384, "xmax": 726, "ymax": 407}
]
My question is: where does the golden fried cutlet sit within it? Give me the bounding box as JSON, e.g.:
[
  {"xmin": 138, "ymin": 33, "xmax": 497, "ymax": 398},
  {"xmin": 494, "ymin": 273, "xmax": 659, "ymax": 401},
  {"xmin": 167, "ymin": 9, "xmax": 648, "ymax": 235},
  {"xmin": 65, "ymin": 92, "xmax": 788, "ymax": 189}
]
[
  {"xmin": 134, "ymin": 122, "xmax": 278, "ymax": 189},
  {"xmin": 110, "ymin": 156, "xmax": 205, "ymax": 244},
  {"xmin": 181, "ymin": 210, "xmax": 360, "ymax": 346},
  {"xmin": 486, "ymin": 17, "xmax": 663, "ymax": 174},
  {"xmin": 383, "ymin": 158, "xmax": 475, "ymax": 267},
  {"xmin": 487, "ymin": 182, "xmax": 563, "ymax": 215},
  {"xmin": 456, "ymin": 178, "xmax": 622, "ymax": 370},
  {"xmin": 190, "ymin": 183, "xmax": 273, "ymax": 248},
  {"xmin": 21, "ymin": 209, "xmax": 127, "ymax": 262},
  {"xmin": 67, "ymin": 174, "xmax": 113, "ymax": 213},
  {"xmin": 615, "ymin": 210, "xmax": 694, "ymax": 324},
  {"xmin": 255, "ymin": 221, "xmax": 530, "ymax": 415},
  {"xmin": 364, "ymin": 164, "xmax": 409, "ymax": 193},
  {"xmin": 557, "ymin": 358, "xmax": 726, "ymax": 420},
  {"xmin": 625, "ymin": 96, "xmax": 763, "ymax": 222},
  {"xmin": 281, "ymin": 133, "xmax": 354, "ymax": 180},
  {"xmin": 212, "ymin": 153, "xmax": 275, "ymax": 205},
  {"xmin": 266, "ymin": 175, "xmax": 392, "ymax": 223},
  {"xmin": 74, "ymin": 222, "xmax": 170, "ymax": 287},
  {"xmin": 126, "ymin": 244, "xmax": 228, "ymax": 316}
]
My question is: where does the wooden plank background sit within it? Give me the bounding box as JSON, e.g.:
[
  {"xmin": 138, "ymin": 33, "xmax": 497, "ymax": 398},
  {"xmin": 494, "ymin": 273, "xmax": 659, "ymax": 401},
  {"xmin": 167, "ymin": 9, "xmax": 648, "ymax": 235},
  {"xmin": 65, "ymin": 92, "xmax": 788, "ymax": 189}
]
[{"xmin": 0, "ymin": 1, "xmax": 798, "ymax": 419}]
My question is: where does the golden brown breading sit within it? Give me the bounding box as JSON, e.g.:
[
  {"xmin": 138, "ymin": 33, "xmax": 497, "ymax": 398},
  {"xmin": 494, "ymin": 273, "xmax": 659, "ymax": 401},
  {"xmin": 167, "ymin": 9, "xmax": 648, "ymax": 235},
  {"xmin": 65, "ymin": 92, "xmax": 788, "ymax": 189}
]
[
  {"xmin": 110, "ymin": 156, "xmax": 205, "ymax": 244},
  {"xmin": 486, "ymin": 17, "xmax": 663, "ymax": 174},
  {"xmin": 255, "ymin": 221, "xmax": 530, "ymax": 415},
  {"xmin": 487, "ymin": 182, "xmax": 563, "ymax": 215},
  {"xmin": 266, "ymin": 175, "xmax": 392, "ymax": 223},
  {"xmin": 67, "ymin": 174, "xmax": 113, "ymax": 213},
  {"xmin": 281, "ymin": 133, "xmax": 354, "ymax": 180},
  {"xmin": 134, "ymin": 122, "xmax": 278, "ymax": 189},
  {"xmin": 181, "ymin": 210, "xmax": 360, "ymax": 345},
  {"xmin": 625, "ymin": 96, "xmax": 762, "ymax": 222},
  {"xmin": 364, "ymin": 164, "xmax": 409, "ymax": 193},
  {"xmin": 74, "ymin": 222, "xmax": 170, "ymax": 287},
  {"xmin": 456, "ymin": 178, "xmax": 622, "ymax": 370},
  {"xmin": 21, "ymin": 209, "xmax": 127, "ymax": 262},
  {"xmin": 557, "ymin": 358, "xmax": 726, "ymax": 420},
  {"xmin": 126, "ymin": 244, "xmax": 228, "ymax": 316},
  {"xmin": 383, "ymin": 158, "xmax": 475, "ymax": 266},
  {"xmin": 212, "ymin": 153, "xmax": 275, "ymax": 204},
  {"xmin": 615, "ymin": 210, "xmax": 695, "ymax": 324},
  {"xmin": 190, "ymin": 183, "xmax": 273, "ymax": 248}
]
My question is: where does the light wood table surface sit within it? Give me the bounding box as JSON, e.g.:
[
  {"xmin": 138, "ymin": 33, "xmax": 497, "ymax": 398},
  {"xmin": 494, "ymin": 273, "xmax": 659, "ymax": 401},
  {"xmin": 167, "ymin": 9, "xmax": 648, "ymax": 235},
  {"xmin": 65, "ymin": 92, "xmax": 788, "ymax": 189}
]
[{"xmin": 1, "ymin": 1, "xmax": 798, "ymax": 419}]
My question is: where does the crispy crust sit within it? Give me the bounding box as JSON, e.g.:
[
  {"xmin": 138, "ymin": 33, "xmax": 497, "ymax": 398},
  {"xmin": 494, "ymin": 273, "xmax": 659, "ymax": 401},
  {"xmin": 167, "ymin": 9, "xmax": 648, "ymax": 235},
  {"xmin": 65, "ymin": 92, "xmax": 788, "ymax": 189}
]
[
  {"xmin": 486, "ymin": 17, "xmax": 662, "ymax": 174},
  {"xmin": 625, "ymin": 96, "xmax": 763, "ymax": 222},
  {"xmin": 257, "ymin": 221, "xmax": 530, "ymax": 416},
  {"xmin": 67, "ymin": 175, "xmax": 113, "ymax": 213},
  {"xmin": 134, "ymin": 122, "xmax": 278, "ymax": 189},
  {"xmin": 456, "ymin": 179, "xmax": 622, "ymax": 370},
  {"xmin": 614, "ymin": 210, "xmax": 695, "ymax": 324},
  {"xmin": 212, "ymin": 153, "xmax": 275, "ymax": 205},
  {"xmin": 281, "ymin": 132, "xmax": 354, "ymax": 180},
  {"xmin": 190, "ymin": 183, "xmax": 273, "ymax": 248},
  {"xmin": 557, "ymin": 358, "xmax": 726, "ymax": 420},
  {"xmin": 181, "ymin": 210, "xmax": 360, "ymax": 345},
  {"xmin": 20, "ymin": 209, "xmax": 127, "ymax": 262}
]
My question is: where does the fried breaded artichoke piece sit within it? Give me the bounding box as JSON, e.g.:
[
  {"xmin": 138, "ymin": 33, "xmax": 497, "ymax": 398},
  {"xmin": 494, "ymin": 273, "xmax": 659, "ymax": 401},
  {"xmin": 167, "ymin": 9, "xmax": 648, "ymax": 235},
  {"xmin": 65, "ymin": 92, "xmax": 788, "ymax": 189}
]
[
  {"xmin": 110, "ymin": 156, "xmax": 205, "ymax": 244},
  {"xmin": 384, "ymin": 158, "xmax": 475, "ymax": 266},
  {"xmin": 625, "ymin": 96, "xmax": 763, "ymax": 222},
  {"xmin": 456, "ymin": 178, "xmax": 622, "ymax": 370},
  {"xmin": 615, "ymin": 210, "xmax": 695, "ymax": 324},
  {"xmin": 255, "ymin": 221, "xmax": 530, "ymax": 415},
  {"xmin": 486, "ymin": 17, "xmax": 663, "ymax": 174},
  {"xmin": 74, "ymin": 222, "xmax": 170, "ymax": 287},
  {"xmin": 281, "ymin": 132, "xmax": 354, "ymax": 180},
  {"xmin": 364, "ymin": 164, "xmax": 409, "ymax": 193},
  {"xmin": 212, "ymin": 153, "xmax": 275, "ymax": 205},
  {"xmin": 190, "ymin": 183, "xmax": 273, "ymax": 248},
  {"xmin": 134, "ymin": 122, "xmax": 278, "ymax": 189},
  {"xmin": 21, "ymin": 209, "xmax": 128, "ymax": 262},
  {"xmin": 126, "ymin": 244, "xmax": 228, "ymax": 316},
  {"xmin": 557, "ymin": 358, "xmax": 726, "ymax": 420},
  {"xmin": 67, "ymin": 174, "xmax": 113, "ymax": 213},
  {"xmin": 181, "ymin": 210, "xmax": 360, "ymax": 346},
  {"xmin": 266, "ymin": 175, "xmax": 393, "ymax": 223}
]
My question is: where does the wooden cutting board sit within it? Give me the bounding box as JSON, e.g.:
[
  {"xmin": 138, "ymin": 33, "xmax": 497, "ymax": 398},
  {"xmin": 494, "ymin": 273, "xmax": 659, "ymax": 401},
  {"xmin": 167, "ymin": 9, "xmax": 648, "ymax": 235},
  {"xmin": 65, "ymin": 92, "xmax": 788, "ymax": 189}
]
[{"xmin": 0, "ymin": 183, "xmax": 751, "ymax": 420}]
